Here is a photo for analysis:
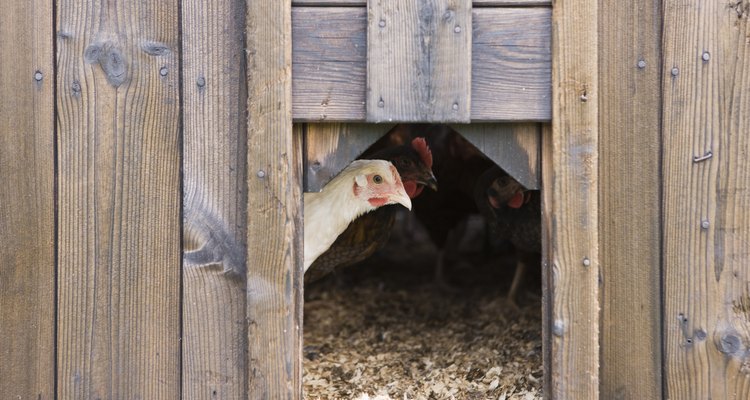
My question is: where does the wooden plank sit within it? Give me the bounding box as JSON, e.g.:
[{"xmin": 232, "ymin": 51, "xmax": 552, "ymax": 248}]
[
  {"xmin": 0, "ymin": 0, "xmax": 55, "ymax": 398},
  {"xmin": 246, "ymin": 1, "xmax": 302, "ymax": 398},
  {"xmin": 181, "ymin": 0, "xmax": 248, "ymax": 397},
  {"xmin": 548, "ymin": 0, "xmax": 599, "ymax": 394},
  {"xmin": 292, "ymin": 7, "xmax": 368, "ymax": 122},
  {"xmin": 292, "ymin": 0, "xmax": 552, "ymax": 6},
  {"xmin": 304, "ymin": 123, "xmax": 394, "ymax": 192},
  {"xmin": 471, "ymin": 8, "xmax": 551, "ymax": 121},
  {"xmin": 292, "ymin": 7, "xmax": 551, "ymax": 122},
  {"xmin": 453, "ymin": 123, "xmax": 540, "ymax": 190},
  {"xmin": 366, "ymin": 0, "xmax": 472, "ymax": 122},
  {"xmin": 598, "ymin": 0, "xmax": 663, "ymax": 397},
  {"xmin": 540, "ymin": 123, "xmax": 553, "ymax": 399},
  {"xmin": 662, "ymin": 2, "xmax": 750, "ymax": 398},
  {"xmin": 56, "ymin": 0, "xmax": 181, "ymax": 397}
]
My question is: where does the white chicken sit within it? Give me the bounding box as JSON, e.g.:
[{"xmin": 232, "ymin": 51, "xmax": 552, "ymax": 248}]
[{"xmin": 304, "ymin": 159, "xmax": 412, "ymax": 271}]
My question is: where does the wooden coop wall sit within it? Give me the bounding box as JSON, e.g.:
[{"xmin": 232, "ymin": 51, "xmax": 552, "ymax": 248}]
[{"xmin": 1, "ymin": 0, "xmax": 748, "ymax": 399}]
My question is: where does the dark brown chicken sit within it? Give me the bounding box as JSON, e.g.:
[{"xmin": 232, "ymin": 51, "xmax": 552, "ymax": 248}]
[
  {"xmin": 475, "ymin": 165, "xmax": 541, "ymax": 308},
  {"xmin": 304, "ymin": 137, "xmax": 437, "ymax": 283}
]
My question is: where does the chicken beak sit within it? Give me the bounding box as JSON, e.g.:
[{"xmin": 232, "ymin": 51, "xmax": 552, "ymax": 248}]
[
  {"xmin": 421, "ymin": 173, "xmax": 438, "ymax": 192},
  {"xmin": 392, "ymin": 186, "xmax": 412, "ymax": 210}
]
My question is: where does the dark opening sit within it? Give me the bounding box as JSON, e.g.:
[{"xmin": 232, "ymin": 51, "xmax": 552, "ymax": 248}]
[{"xmin": 303, "ymin": 124, "xmax": 543, "ymax": 399}]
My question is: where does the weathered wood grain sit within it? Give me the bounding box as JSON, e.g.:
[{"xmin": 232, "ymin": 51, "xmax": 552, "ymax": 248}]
[
  {"xmin": 291, "ymin": 7, "xmax": 551, "ymax": 122},
  {"xmin": 453, "ymin": 123, "xmax": 540, "ymax": 190},
  {"xmin": 548, "ymin": 0, "xmax": 599, "ymax": 395},
  {"xmin": 246, "ymin": 1, "xmax": 303, "ymax": 398},
  {"xmin": 540, "ymin": 123, "xmax": 552, "ymax": 399},
  {"xmin": 292, "ymin": 0, "xmax": 552, "ymax": 6},
  {"xmin": 181, "ymin": 0, "xmax": 248, "ymax": 397},
  {"xmin": 0, "ymin": 1, "xmax": 55, "ymax": 398},
  {"xmin": 304, "ymin": 123, "xmax": 394, "ymax": 192},
  {"xmin": 598, "ymin": 0, "xmax": 663, "ymax": 397},
  {"xmin": 292, "ymin": 7, "xmax": 368, "ymax": 122},
  {"xmin": 662, "ymin": 2, "xmax": 750, "ymax": 398},
  {"xmin": 366, "ymin": 0, "xmax": 472, "ymax": 123},
  {"xmin": 56, "ymin": 0, "xmax": 181, "ymax": 398},
  {"xmin": 471, "ymin": 8, "xmax": 551, "ymax": 121}
]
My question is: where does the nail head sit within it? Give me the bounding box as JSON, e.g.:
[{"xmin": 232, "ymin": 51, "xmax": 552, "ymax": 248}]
[
  {"xmin": 196, "ymin": 76, "xmax": 205, "ymax": 87},
  {"xmin": 378, "ymin": 99, "xmax": 385, "ymax": 108},
  {"xmin": 34, "ymin": 71, "xmax": 43, "ymax": 81},
  {"xmin": 452, "ymin": 103, "xmax": 459, "ymax": 110},
  {"xmin": 454, "ymin": 25, "xmax": 461, "ymax": 33},
  {"xmin": 637, "ymin": 60, "xmax": 646, "ymax": 69},
  {"xmin": 671, "ymin": 67, "xmax": 680, "ymax": 76},
  {"xmin": 583, "ymin": 257, "xmax": 591, "ymax": 267},
  {"xmin": 257, "ymin": 170, "xmax": 266, "ymax": 178},
  {"xmin": 379, "ymin": 19, "xmax": 386, "ymax": 28},
  {"xmin": 701, "ymin": 220, "xmax": 710, "ymax": 229},
  {"xmin": 159, "ymin": 66, "xmax": 168, "ymax": 76},
  {"xmin": 702, "ymin": 52, "xmax": 710, "ymax": 61}
]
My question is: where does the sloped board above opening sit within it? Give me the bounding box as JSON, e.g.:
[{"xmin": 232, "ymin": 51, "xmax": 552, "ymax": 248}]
[
  {"xmin": 304, "ymin": 123, "xmax": 395, "ymax": 191},
  {"xmin": 366, "ymin": 0, "xmax": 472, "ymax": 123},
  {"xmin": 292, "ymin": 1, "xmax": 551, "ymax": 6},
  {"xmin": 292, "ymin": 7, "xmax": 551, "ymax": 122},
  {"xmin": 303, "ymin": 123, "xmax": 539, "ymax": 192},
  {"xmin": 455, "ymin": 123, "xmax": 540, "ymax": 190}
]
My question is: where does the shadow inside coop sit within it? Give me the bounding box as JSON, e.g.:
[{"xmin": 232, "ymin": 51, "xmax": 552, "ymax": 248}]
[{"xmin": 303, "ymin": 124, "xmax": 543, "ymax": 400}]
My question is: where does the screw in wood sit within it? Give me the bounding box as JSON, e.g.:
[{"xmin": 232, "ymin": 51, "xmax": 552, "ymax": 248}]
[
  {"xmin": 159, "ymin": 66, "xmax": 168, "ymax": 76},
  {"xmin": 702, "ymin": 52, "xmax": 710, "ymax": 62},
  {"xmin": 454, "ymin": 25, "xmax": 461, "ymax": 33},
  {"xmin": 379, "ymin": 19, "xmax": 386, "ymax": 28},
  {"xmin": 701, "ymin": 220, "xmax": 710, "ymax": 230},
  {"xmin": 378, "ymin": 99, "xmax": 385, "ymax": 108},
  {"xmin": 34, "ymin": 71, "xmax": 43, "ymax": 81},
  {"xmin": 452, "ymin": 103, "xmax": 459, "ymax": 110},
  {"xmin": 582, "ymin": 257, "xmax": 591, "ymax": 267},
  {"xmin": 196, "ymin": 76, "xmax": 206, "ymax": 87},
  {"xmin": 671, "ymin": 67, "xmax": 679, "ymax": 76},
  {"xmin": 257, "ymin": 170, "xmax": 266, "ymax": 178},
  {"xmin": 71, "ymin": 81, "xmax": 81, "ymax": 94},
  {"xmin": 637, "ymin": 60, "xmax": 646, "ymax": 69}
]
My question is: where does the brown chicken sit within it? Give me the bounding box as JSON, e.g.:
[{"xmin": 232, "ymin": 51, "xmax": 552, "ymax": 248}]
[
  {"xmin": 474, "ymin": 165, "xmax": 541, "ymax": 308},
  {"xmin": 304, "ymin": 137, "xmax": 438, "ymax": 283}
]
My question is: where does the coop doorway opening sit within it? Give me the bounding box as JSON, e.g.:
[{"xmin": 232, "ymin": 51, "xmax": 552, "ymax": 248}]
[{"xmin": 303, "ymin": 124, "xmax": 543, "ymax": 399}]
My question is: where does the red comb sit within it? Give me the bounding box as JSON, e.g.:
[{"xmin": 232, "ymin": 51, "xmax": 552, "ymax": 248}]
[{"xmin": 410, "ymin": 137, "xmax": 433, "ymax": 169}]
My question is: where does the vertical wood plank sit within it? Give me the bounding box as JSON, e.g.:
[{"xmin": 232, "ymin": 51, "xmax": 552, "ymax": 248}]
[
  {"xmin": 662, "ymin": 1, "xmax": 750, "ymax": 398},
  {"xmin": 598, "ymin": 0, "xmax": 663, "ymax": 397},
  {"xmin": 0, "ymin": 0, "xmax": 55, "ymax": 397},
  {"xmin": 304, "ymin": 123, "xmax": 393, "ymax": 192},
  {"xmin": 56, "ymin": 0, "xmax": 181, "ymax": 397},
  {"xmin": 549, "ymin": 0, "xmax": 599, "ymax": 394},
  {"xmin": 246, "ymin": 1, "xmax": 302, "ymax": 398},
  {"xmin": 367, "ymin": 0, "xmax": 472, "ymax": 122},
  {"xmin": 181, "ymin": 0, "xmax": 248, "ymax": 397},
  {"xmin": 453, "ymin": 123, "xmax": 540, "ymax": 190}
]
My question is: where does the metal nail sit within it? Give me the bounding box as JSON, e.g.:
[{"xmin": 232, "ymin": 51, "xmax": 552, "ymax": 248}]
[{"xmin": 693, "ymin": 151, "xmax": 712, "ymax": 163}]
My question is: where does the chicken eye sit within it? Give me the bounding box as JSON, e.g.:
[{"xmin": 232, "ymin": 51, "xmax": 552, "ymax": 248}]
[{"xmin": 373, "ymin": 174, "xmax": 383, "ymax": 184}]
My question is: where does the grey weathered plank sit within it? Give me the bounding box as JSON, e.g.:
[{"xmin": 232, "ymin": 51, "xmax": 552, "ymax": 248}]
[
  {"xmin": 246, "ymin": 0, "xmax": 303, "ymax": 398},
  {"xmin": 662, "ymin": 2, "xmax": 750, "ymax": 398},
  {"xmin": 366, "ymin": 0, "xmax": 472, "ymax": 123},
  {"xmin": 292, "ymin": 0, "xmax": 551, "ymax": 6},
  {"xmin": 0, "ymin": 0, "xmax": 55, "ymax": 398},
  {"xmin": 547, "ymin": 0, "xmax": 599, "ymax": 394},
  {"xmin": 453, "ymin": 123, "xmax": 540, "ymax": 190},
  {"xmin": 181, "ymin": 0, "xmax": 248, "ymax": 397},
  {"xmin": 304, "ymin": 123, "xmax": 395, "ymax": 192},
  {"xmin": 292, "ymin": 7, "xmax": 551, "ymax": 122},
  {"xmin": 471, "ymin": 8, "xmax": 550, "ymax": 121},
  {"xmin": 598, "ymin": 0, "xmax": 662, "ymax": 396},
  {"xmin": 56, "ymin": 0, "xmax": 182, "ymax": 397}
]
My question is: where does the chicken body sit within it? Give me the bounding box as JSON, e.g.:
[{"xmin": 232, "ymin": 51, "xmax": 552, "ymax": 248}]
[
  {"xmin": 304, "ymin": 159, "xmax": 412, "ymax": 271},
  {"xmin": 475, "ymin": 165, "xmax": 541, "ymax": 307},
  {"xmin": 305, "ymin": 138, "xmax": 437, "ymax": 283}
]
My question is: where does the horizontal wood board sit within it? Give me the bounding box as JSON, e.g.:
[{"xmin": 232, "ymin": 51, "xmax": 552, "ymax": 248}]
[{"xmin": 292, "ymin": 7, "xmax": 551, "ymax": 122}]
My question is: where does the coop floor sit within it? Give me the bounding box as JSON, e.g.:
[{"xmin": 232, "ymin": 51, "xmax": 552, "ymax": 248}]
[{"xmin": 303, "ymin": 215, "xmax": 543, "ymax": 400}]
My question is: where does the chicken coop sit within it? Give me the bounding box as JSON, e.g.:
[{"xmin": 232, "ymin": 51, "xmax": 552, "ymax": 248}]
[{"xmin": 1, "ymin": 0, "xmax": 749, "ymax": 398}]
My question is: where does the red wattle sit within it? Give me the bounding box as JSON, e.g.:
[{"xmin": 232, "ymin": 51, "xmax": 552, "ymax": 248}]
[
  {"xmin": 507, "ymin": 191, "xmax": 524, "ymax": 209},
  {"xmin": 403, "ymin": 181, "xmax": 418, "ymax": 198}
]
